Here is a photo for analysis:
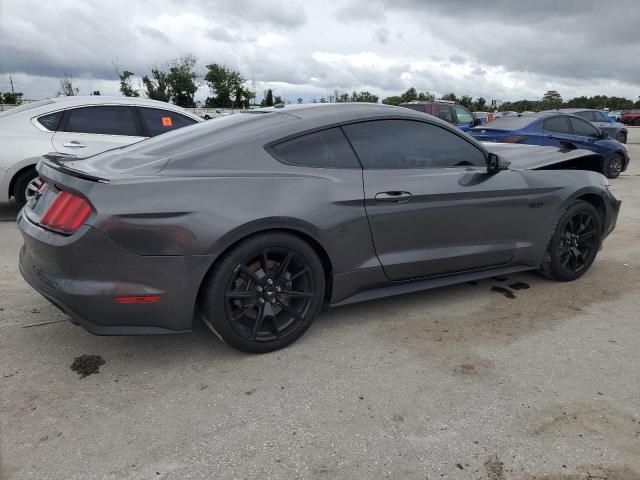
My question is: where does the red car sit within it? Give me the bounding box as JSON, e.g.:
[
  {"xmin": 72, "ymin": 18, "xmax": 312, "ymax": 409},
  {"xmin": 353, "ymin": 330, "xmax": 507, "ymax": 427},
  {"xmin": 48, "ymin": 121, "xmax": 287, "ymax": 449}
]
[{"xmin": 621, "ymin": 110, "xmax": 640, "ymax": 126}]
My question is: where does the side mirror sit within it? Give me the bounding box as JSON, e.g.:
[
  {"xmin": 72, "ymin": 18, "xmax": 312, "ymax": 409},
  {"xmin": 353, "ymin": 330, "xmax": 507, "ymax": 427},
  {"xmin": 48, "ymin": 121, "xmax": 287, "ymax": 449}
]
[
  {"xmin": 487, "ymin": 153, "xmax": 510, "ymax": 173},
  {"xmin": 599, "ymin": 130, "xmax": 609, "ymax": 139}
]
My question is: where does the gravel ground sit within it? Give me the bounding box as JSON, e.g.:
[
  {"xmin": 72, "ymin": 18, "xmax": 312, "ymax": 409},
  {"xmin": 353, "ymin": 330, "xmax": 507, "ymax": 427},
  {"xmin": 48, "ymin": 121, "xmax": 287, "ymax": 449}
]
[{"xmin": 1, "ymin": 129, "xmax": 639, "ymax": 480}]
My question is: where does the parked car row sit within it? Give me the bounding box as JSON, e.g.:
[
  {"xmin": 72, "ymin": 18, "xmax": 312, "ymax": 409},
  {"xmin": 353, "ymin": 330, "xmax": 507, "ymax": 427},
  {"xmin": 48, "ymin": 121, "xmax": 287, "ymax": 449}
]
[
  {"xmin": 469, "ymin": 112, "xmax": 629, "ymax": 178},
  {"xmin": 621, "ymin": 110, "xmax": 640, "ymax": 126}
]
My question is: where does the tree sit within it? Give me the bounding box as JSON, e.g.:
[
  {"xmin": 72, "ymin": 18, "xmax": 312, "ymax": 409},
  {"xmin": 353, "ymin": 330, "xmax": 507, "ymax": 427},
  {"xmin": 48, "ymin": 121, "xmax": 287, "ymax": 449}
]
[
  {"xmin": 1, "ymin": 92, "xmax": 23, "ymax": 104},
  {"xmin": 351, "ymin": 91, "xmax": 379, "ymax": 103},
  {"xmin": 243, "ymin": 89, "xmax": 256, "ymax": 108},
  {"xmin": 541, "ymin": 90, "xmax": 563, "ymax": 109},
  {"xmin": 273, "ymin": 95, "xmax": 284, "ymax": 104},
  {"xmin": 382, "ymin": 95, "xmax": 402, "ymax": 106},
  {"xmin": 417, "ymin": 91, "xmax": 434, "ymax": 101},
  {"xmin": 119, "ymin": 70, "xmax": 139, "ymax": 97},
  {"xmin": 262, "ymin": 88, "xmax": 274, "ymax": 107},
  {"xmin": 441, "ymin": 92, "xmax": 458, "ymax": 102},
  {"xmin": 167, "ymin": 54, "xmax": 198, "ymax": 107},
  {"xmin": 459, "ymin": 94, "xmax": 473, "ymax": 108},
  {"xmin": 91, "ymin": 91, "xmax": 101, "ymax": 95},
  {"xmin": 400, "ymin": 87, "xmax": 418, "ymax": 103},
  {"xmin": 142, "ymin": 68, "xmax": 170, "ymax": 102},
  {"xmin": 59, "ymin": 74, "xmax": 79, "ymax": 96},
  {"xmin": 474, "ymin": 97, "xmax": 487, "ymax": 111},
  {"xmin": 297, "ymin": 97, "xmax": 303, "ymax": 104},
  {"xmin": 204, "ymin": 63, "xmax": 248, "ymax": 108}
]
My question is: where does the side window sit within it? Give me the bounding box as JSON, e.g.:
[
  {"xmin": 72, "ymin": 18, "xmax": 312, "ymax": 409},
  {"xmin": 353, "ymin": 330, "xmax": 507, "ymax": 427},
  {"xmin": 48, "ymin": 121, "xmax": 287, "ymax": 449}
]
[
  {"xmin": 269, "ymin": 127, "xmax": 360, "ymax": 168},
  {"xmin": 594, "ymin": 111, "xmax": 610, "ymax": 122},
  {"xmin": 453, "ymin": 105, "xmax": 474, "ymax": 125},
  {"xmin": 569, "ymin": 117, "xmax": 599, "ymax": 138},
  {"xmin": 575, "ymin": 111, "xmax": 594, "ymax": 121},
  {"xmin": 37, "ymin": 111, "xmax": 64, "ymax": 131},
  {"xmin": 543, "ymin": 116, "xmax": 571, "ymax": 134},
  {"xmin": 139, "ymin": 108, "xmax": 198, "ymax": 137},
  {"xmin": 437, "ymin": 104, "xmax": 453, "ymax": 122},
  {"xmin": 343, "ymin": 120, "xmax": 486, "ymax": 169},
  {"xmin": 64, "ymin": 106, "xmax": 139, "ymax": 136}
]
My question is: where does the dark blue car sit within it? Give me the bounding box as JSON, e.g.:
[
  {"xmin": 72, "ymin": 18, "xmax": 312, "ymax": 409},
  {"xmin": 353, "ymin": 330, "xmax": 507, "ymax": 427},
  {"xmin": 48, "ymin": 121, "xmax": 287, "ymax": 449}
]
[{"xmin": 470, "ymin": 112, "xmax": 629, "ymax": 178}]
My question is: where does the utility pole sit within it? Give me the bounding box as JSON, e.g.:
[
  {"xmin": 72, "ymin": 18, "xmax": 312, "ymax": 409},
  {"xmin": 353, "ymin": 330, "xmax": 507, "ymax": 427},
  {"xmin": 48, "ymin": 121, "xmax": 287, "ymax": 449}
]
[{"xmin": 10, "ymin": 75, "xmax": 15, "ymax": 93}]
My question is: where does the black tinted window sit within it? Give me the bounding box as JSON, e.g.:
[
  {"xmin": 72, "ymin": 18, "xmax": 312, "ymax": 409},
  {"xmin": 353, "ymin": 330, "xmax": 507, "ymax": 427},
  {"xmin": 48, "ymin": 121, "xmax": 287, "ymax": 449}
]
[
  {"xmin": 343, "ymin": 120, "xmax": 486, "ymax": 169},
  {"xmin": 139, "ymin": 108, "xmax": 197, "ymax": 137},
  {"xmin": 543, "ymin": 116, "xmax": 571, "ymax": 134},
  {"xmin": 575, "ymin": 111, "xmax": 595, "ymax": 122},
  {"xmin": 437, "ymin": 104, "xmax": 453, "ymax": 122},
  {"xmin": 569, "ymin": 117, "xmax": 599, "ymax": 137},
  {"xmin": 37, "ymin": 111, "xmax": 63, "ymax": 131},
  {"xmin": 65, "ymin": 106, "xmax": 139, "ymax": 136},
  {"xmin": 270, "ymin": 127, "xmax": 360, "ymax": 168}
]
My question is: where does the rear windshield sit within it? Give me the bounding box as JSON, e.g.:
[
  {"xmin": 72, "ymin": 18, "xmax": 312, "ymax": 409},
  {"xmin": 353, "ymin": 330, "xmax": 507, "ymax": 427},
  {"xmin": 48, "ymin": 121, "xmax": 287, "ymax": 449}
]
[
  {"xmin": 0, "ymin": 99, "xmax": 54, "ymax": 118},
  {"xmin": 475, "ymin": 116, "xmax": 535, "ymax": 130}
]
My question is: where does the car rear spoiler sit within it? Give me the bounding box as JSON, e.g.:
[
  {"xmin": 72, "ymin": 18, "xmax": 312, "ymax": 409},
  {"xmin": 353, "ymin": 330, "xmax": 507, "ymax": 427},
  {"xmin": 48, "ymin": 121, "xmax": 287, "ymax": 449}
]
[{"xmin": 40, "ymin": 152, "xmax": 110, "ymax": 183}]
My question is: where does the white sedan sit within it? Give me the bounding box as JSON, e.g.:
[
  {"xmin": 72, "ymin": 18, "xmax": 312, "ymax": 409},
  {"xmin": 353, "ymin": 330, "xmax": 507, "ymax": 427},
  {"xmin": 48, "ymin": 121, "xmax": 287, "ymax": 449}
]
[{"xmin": 0, "ymin": 96, "xmax": 202, "ymax": 206}]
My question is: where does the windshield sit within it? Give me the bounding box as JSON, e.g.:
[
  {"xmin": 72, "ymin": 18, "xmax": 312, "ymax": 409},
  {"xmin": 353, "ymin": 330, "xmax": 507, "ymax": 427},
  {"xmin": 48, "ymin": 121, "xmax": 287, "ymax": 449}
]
[{"xmin": 0, "ymin": 99, "xmax": 54, "ymax": 118}]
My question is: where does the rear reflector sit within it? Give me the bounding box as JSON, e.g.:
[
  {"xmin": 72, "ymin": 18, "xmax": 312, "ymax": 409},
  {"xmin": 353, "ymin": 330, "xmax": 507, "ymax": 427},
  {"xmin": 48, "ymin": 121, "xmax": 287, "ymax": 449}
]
[
  {"xmin": 40, "ymin": 190, "xmax": 92, "ymax": 234},
  {"xmin": 114, "ymin": 296, "xmax": 161, "ymax": 304}
]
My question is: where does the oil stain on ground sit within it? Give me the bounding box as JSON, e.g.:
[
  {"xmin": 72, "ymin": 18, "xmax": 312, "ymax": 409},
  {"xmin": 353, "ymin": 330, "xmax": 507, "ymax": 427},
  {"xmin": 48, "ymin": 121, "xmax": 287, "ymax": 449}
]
[
  {"xmin": 492, "ymin": 286, "xmax": 516, "ymax": 299},
  {"xmin": 70, "ymin": 355, "xmax": 105, "ymax": 378}
]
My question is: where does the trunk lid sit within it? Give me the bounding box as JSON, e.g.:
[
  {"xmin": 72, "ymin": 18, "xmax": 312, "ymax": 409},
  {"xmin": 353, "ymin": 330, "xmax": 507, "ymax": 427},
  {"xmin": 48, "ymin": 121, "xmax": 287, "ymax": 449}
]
[{"xmin": 482, "ymin": 142, "xmax": 602, "ymax": 170}]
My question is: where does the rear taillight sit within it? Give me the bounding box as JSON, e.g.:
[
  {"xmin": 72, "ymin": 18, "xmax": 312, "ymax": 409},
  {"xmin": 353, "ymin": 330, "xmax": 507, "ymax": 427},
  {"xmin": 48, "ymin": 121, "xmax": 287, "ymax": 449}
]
[
  {"xmin": 40, "ymin": 190, "xmax": 92, "ymax": 234},
  {"xmin": 502, "ymin": 135, "xmax": 529, "ymax": 143}
]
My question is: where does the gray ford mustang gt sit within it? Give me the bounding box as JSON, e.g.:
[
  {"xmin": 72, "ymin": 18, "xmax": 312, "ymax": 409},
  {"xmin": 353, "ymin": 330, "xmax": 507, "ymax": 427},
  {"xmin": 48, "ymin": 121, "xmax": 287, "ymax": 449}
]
[{"xmin": 18, "ymin": 103, "xmax": 620, "ymax": 353}]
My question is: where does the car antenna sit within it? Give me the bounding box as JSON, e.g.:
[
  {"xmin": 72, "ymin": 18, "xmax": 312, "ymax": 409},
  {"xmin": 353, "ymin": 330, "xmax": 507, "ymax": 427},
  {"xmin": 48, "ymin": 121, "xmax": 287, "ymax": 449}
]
[{"xmin": 274, "ymin": 102, "xmax": 285, "ymax": 109}]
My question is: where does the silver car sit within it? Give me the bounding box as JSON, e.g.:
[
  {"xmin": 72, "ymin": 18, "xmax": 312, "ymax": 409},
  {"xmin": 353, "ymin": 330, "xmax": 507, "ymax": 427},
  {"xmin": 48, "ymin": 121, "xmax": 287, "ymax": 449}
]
[{"xmin": 0, "ymin": 96, "xmax": 202, "ymax": 206}]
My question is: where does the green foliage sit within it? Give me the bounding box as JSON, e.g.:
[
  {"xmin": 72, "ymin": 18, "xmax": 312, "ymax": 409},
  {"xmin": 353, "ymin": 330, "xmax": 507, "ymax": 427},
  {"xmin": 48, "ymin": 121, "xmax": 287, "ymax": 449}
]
[
  {"xmin": 0, "ymin": 91, "xmax": 24, "ymax": 104},
  {"xmin": 261, "ymin": 89, "xmax": 274, "ymax": 107},
  {"xmin": 382, "ymin": 95, "xmax": 402, "ymax": 106},
  {"xmin": 273, "ymin": 95, "xmax": 284, "ymax": 104},
  {"xmin": 297, "ymin": 97, "xmax": 303, "ymax": 104},
  {"xmin": 441, "ymin": 92, "xmax": 458, "ymax": 102},
  {"xmin": 167, "ymin": 54, "xmax": 198, "ymax": 107},
  {"xmin": 119, "ymin": 70, "xmax": 139, "ymax": 97},
  {"xmin": 382, "ymin": 87, "xmax": 433, "ymax": 105},
  {"xmin": 204, "ymin": 63, "xmax": 247, "ymax": 108},
  {"xmin": 142, "ymin": 69, "xmax": 170, "ymax": 102},
  {"xmin": 540, "ymin": 90, "xmax": 563, "ymax": 109}
]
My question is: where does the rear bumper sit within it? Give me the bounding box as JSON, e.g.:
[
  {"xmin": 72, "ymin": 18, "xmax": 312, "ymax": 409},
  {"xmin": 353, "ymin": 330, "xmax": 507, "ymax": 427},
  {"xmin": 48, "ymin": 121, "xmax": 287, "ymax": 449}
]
[
  {"xmin": 603, "ymin": 192, "xmax": 621, "ymax": 240},
  {"xmin": 18, "ymin": 210, "xmax": 211, "ymax": 335}
]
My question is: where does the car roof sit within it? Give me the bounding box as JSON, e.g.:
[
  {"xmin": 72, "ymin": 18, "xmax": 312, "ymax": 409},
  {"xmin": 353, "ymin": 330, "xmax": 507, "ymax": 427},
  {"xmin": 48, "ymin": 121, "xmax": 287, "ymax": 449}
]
[
  {"xmin": 48, "ymin": 95, "xmax": 191, "ymax": 112},
  {"xmin": 556, "ymin": 108, "xmax": 602, "ymax": 113}
]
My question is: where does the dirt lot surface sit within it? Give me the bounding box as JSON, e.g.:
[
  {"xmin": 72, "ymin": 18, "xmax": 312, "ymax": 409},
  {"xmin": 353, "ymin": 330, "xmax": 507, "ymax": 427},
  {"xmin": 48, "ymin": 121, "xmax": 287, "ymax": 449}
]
[{"xmin": 1, "ymin": 130, "xmax": 639, "ymax": 479}]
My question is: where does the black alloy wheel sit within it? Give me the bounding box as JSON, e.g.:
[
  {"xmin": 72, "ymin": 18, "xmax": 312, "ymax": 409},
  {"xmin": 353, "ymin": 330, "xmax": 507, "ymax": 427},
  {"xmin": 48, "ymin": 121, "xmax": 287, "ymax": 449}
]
[
  {"xmin": 540, "ymin": 200, "xmax": 602, "ymax": 282},
  {"xmin": 202, "ymin": 233, "xmax": 325, "ymax": 353}
]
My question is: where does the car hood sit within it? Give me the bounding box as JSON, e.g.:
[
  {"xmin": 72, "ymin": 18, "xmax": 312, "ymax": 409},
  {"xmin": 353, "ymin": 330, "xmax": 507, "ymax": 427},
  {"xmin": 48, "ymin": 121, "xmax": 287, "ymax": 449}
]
[{"xmin": 481, "ymin": 142, "xmax": 601, "ymax": 170}]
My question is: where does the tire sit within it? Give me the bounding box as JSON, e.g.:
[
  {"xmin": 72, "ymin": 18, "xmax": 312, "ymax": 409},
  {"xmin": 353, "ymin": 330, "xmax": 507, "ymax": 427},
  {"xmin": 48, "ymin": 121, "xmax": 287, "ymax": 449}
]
[
  {"xmin": 539, "ymin": 200, "xmax": 602, "ymax": 282},
  {"xmin": 615, "ymin": 132, "xmax": 627, "ymax": 144},
  {"xmin": 604, "ymin": 154, "xmax": 624, "ymax": 179},
  {"xmin": 200, "ymin": 232, "xmax": 325, "ymax": 353},
  {"xmin": 13, "ymin": 168, "xmax": 41, "ymax": 208}
]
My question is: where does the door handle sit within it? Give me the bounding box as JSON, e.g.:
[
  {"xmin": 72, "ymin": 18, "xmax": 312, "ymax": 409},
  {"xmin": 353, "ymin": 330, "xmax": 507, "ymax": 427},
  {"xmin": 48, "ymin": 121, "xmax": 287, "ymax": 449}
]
[
  {"xmin": 374, "ymin": 191, "xmax": 412, "ymax": 204},
  {"xmin": 63, "ymin": 141, "xmax": 87, "ymax": 148}
]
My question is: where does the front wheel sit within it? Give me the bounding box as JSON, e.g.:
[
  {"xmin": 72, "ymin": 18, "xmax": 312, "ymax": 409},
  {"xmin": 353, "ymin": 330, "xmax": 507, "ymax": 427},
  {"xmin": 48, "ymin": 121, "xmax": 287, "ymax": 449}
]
[
  {"xmin": 539, "ymin": 200, "xmax": 602, "ymax": 282},
  {"xmin": 604, "ymin": 154, "xmax": 624, "ymax": 179},
  {"xmin": 200, "ymin": 232, "xmax": 326, "ymax": 353}
]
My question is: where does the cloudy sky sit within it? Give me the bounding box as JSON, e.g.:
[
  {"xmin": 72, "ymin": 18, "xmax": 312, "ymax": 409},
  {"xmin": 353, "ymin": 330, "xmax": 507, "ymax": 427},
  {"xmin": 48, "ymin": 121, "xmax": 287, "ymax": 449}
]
[{"xmin": 1, "ymin": 0, "xmax": 639, "ymax": 104}]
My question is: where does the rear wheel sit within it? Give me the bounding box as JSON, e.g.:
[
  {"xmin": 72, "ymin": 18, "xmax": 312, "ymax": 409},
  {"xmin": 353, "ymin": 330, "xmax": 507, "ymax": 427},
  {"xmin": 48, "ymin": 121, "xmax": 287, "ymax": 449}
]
[
  {"xmin": 201, "ymin": 232, "xmax": 325, "ymax": 353},
  {"xmin": 13, "ymin": 168, "xmax": 41, "ymax": 208},
  {"xmin": 539, "ymin": 200, "xmax": 602, "ymax": 282},
  {"xmin": 604, "ymin": 154, "xmax": 624, "ymax": 179}
]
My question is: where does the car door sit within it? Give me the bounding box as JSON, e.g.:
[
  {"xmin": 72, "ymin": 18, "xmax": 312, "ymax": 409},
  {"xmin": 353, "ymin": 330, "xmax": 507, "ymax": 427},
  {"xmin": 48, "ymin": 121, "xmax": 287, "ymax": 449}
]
[
  {"xmin": 542, "ymin": 115, "xmax": 573, "ymax": 147},
  {"xmin": 52, "ymin": 105, "xmax": 146, "ymax": 157},
  {"xmin": 342, "ymin": 119, "xmax": 532, "ymax": 281},
  {"xmin": 566, "ymin": 116, "xmax": 603, "ymax": 150},
  {"xmin": 136, "ymin": 107, "xmax": 199, "ymax": 137}
]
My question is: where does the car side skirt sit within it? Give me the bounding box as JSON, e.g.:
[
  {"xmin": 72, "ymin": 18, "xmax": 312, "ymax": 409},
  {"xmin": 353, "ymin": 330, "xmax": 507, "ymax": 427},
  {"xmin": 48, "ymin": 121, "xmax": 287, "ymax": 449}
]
[{"xmin": 331, "ymin": 265, "xmax": 535, "ymax": 307}]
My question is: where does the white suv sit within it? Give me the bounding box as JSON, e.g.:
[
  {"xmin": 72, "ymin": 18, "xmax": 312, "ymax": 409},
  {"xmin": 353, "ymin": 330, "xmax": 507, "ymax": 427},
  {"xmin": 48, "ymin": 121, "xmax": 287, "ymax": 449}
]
[{"xmin": 0, "ymin": 96, "xmax": 202, "ymax": 206}]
